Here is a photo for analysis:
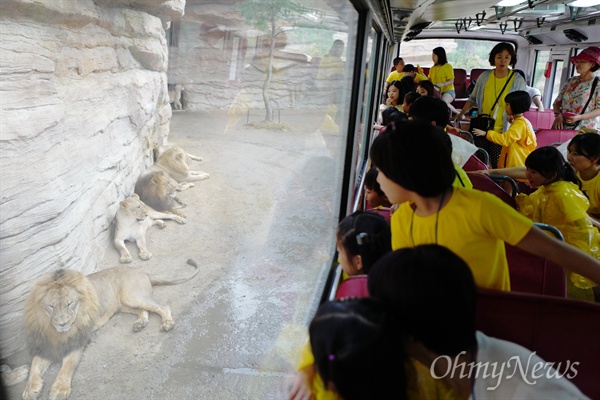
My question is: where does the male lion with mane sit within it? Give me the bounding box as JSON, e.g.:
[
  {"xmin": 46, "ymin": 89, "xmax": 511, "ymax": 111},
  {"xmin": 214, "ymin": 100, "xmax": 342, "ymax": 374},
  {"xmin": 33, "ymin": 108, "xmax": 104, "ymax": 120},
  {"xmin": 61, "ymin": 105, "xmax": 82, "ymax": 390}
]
[
  {"xmin": 134, "ymin": 170, "xmax": 187, "ymax": 218},
  {"xmin": 22, "ymin": 260, "xmax": 198, "ymax": 400},
  {"xmin": 151, "ymin": 145, "xmax": 209, "ymax": 190}
]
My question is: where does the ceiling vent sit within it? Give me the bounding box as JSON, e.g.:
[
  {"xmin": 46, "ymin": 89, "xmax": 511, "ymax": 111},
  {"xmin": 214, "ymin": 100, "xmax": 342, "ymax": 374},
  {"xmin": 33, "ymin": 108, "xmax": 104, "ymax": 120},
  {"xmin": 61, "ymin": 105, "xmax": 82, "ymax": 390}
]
[
  {"xmin": 526, "ymin": 35, "xmax": 543, "ymax": 44},
  {"xmin": 564, "ymin": 28, "xmax": 588, "ymax": 42}
]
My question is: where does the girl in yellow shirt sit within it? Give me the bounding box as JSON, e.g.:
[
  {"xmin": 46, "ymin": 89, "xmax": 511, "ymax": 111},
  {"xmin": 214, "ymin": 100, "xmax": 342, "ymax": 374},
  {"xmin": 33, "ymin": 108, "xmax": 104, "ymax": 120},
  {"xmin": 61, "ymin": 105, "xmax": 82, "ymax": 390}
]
[
  {"xmin": 472, "ymin": 90, "xmax": 537, "ymax": 170},
  {"xmin": 428, "ymin": 47, "xmax": 458, "ymax": 114},
  {"xmin": 517, "ymin": 146, "xmax": 600, "ymax": 301}
]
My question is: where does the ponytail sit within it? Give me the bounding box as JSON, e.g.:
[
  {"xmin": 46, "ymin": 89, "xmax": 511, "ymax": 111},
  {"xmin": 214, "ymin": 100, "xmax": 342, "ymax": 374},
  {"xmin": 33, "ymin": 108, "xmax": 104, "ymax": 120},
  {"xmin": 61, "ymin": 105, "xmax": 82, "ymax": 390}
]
[{"xmin": 563, "ymin": 160, "xmax": 582, "ymax": 190}]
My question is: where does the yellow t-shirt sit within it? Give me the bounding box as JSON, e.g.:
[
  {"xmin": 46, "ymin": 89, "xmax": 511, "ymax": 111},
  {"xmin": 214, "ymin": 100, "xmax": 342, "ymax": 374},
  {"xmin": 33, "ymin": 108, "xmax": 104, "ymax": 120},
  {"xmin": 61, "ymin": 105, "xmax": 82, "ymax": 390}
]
[
  {"xmin": 391, "ymin": 187, "xmax": 533, "ymax": 290},
  {"xmin": 454, "ymin": 164, "xmax": 473, "ymax": 189},
  {"xmin": 482, "ymin": 72, "xmax": 515, "ymax": 132},
  {"xmin": 486, "ymin": 116, "xmax": 537, "ymax": 169},
  {"xmin": 428, "ymin": 64, "xmax": 455, "ymax": 93},
  {"xmin": 387, "ymin": 70, "xmax": 404, "ymax": 83},
  {"xmin": 386, "ymin": 71, "xmax": 428, "ymax": 83},
  {"xmin": 579, "ymin": 170, "xmax": 600, "ymax": 219}
]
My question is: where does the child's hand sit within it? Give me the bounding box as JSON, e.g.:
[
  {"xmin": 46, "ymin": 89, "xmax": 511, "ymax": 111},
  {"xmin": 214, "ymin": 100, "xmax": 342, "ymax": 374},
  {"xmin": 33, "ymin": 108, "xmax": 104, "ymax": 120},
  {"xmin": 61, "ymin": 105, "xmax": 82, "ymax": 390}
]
[
  {"xmin": 472, "ymin": 128, "xmax": 487, "ymax": 137},
  {"xmin": 288, "ymin": 369, "xmax": 315, "ymax": 400}
]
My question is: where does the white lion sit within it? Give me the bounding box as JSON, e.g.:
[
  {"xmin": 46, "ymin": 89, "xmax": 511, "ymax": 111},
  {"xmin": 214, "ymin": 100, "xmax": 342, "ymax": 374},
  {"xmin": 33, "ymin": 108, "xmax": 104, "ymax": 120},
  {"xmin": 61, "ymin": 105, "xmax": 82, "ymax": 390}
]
[
  {"xmin": 114, "ymin": 194, "xmax": 185, "ymax": 263},
  {"xmin": 168, "ymin": 84, "xmax": 183, "ymax": 110}
]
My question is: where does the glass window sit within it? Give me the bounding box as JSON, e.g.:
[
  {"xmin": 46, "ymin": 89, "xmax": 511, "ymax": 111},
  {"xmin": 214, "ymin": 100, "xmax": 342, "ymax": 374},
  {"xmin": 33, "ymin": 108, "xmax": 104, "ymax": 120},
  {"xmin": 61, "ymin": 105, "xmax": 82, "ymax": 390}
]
[
  {"xmin": 399, "ymin": 39, "xmax": 505, "ymax": 72},
  {"xmin": 532, "ymin": 50, "xmax": 550, "ymax": 95},
  {"xmin": 550, "ymin": 60, "xmax": 565, "ymax": 106}
]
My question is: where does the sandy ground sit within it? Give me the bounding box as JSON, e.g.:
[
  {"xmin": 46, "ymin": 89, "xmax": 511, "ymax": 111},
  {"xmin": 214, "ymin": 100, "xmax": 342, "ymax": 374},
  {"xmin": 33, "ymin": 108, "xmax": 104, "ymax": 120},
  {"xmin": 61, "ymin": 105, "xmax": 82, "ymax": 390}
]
[{"xmin": 4, "ymin": 109, "xmax": 344, "ymax": 400}]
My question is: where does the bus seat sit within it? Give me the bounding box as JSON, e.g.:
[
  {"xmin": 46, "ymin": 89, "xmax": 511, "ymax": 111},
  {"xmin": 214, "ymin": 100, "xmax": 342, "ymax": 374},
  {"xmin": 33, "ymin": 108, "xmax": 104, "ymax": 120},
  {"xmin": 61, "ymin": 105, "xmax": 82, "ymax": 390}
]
[
  {"xmin": 366, "ymin": 207, "xmax": 391, "ymax": 222},
  {"xmin": 523, "ymin": 109, "xmax": 554, "ymax": 130},
  {"xmin": 421, "ymin": 67, "xmax": 430, "ymax": 77},
  {"xmin": 469, "ymin": 68, "xmax": 491, "ymax": 85},
  {"xmin": 335, "ymin": 275, "xmax": 369, "ymax": 299},
  {"xmin": 467, "ymin": 172, "xmax": 516, "ymax": 208},
  {"xmin": 535, "ymin": 129, "xmax": 578, "ymax": 148},
  {"xmin": 505, "ymin": 244, "xmax": 566, "ymax": 297},
  {"xmin": 452, "ymin": 68, "xmax": 468, "ymax": 109},
  {"xmin": 476, "ymin": 289, "xmax": 599, "ymax": 399},
  {"xmin": 463, "ymin": 154, "xmax": 488, "ymax": 171}
]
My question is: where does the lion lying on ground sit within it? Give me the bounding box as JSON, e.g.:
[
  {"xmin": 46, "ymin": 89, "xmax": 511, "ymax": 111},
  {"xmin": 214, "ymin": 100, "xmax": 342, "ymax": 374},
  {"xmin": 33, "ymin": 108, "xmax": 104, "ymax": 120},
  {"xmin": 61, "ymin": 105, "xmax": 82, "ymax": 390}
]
[
  {"xmin": 151, "ymin": 145, "xmax": 209, "ymax": 190},
  {"xmin": 22, "ymin": 260, "xmax": 199, "ymax": 400},
  {"xmin": 114, "ymin": 194, "xmax": 186, "ymax": 263},
  {"xmin": 134, "ymin": 171, "xmax": 187, "ymax": 218}
]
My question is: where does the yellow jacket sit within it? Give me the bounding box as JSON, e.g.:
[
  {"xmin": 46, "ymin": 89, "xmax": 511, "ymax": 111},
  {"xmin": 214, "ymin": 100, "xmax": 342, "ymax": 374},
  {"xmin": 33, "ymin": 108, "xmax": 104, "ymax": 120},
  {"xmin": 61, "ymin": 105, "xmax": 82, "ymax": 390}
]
[{"xmin": 486, "ymin": 116, "xmax": 536, "ymax": 169}]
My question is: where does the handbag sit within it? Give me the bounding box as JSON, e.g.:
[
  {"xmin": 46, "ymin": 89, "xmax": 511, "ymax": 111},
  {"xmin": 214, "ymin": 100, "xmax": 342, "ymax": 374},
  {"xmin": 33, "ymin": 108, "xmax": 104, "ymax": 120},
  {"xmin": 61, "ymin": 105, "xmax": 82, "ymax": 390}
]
[
  {"xmin": 468, "ymin": 70, "xmax": 515, "ymax": 135},
  {"xmin": 469, "ymin": 114, "xmax": 495, "ymax": 132},
  {"xmin": 470, "ymin": 70, "xmax": 516, "ymax": 168}
]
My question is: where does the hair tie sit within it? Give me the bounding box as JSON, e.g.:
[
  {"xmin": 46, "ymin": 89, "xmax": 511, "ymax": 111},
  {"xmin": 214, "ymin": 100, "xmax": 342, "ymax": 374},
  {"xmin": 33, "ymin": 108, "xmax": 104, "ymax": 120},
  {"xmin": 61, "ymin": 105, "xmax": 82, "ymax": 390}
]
[
  {"xmin": 328, "ymin": 354, "xmax": 335, "ymax": 361},
  {"xmin": 356, "ymin": 232, "xmax": 370, "ymax": 245}
]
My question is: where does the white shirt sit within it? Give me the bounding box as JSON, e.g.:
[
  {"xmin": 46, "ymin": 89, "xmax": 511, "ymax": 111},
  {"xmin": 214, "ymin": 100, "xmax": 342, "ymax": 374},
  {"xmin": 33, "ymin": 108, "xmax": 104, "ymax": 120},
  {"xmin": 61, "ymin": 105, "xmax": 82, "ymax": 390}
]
[{"xmin": 469, "ymin": 331, "xmax": 588, "ymax": 399}]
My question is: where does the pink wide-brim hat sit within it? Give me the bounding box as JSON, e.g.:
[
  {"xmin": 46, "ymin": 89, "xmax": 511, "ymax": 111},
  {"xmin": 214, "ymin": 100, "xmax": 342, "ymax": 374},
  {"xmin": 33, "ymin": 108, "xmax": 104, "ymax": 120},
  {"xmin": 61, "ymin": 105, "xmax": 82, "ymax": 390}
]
[{"xmin": 570, "ymin": 46, "xmax": 600, "ymax": 66}]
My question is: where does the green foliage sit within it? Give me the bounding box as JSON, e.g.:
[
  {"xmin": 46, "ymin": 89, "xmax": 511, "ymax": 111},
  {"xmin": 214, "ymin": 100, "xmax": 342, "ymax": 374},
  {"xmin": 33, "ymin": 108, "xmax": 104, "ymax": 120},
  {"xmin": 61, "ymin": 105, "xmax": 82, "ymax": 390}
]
[
  {"xmin": 238, "ymin": 0, "xmax": 309, "ymax": 33},
  {"xmin": 286, "ymin": 28, "xmax": 335, "ymax": 56},
  {"xmin": 449, "ymin": 40, "xmax": 500, "ymax": 72}
]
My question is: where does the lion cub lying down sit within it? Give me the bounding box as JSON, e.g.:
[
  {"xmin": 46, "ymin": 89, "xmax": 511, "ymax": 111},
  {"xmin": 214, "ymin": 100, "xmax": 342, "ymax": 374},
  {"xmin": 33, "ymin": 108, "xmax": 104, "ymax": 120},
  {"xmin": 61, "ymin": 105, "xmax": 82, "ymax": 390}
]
[
  {"xmin": 152, "ymin": 145, "xmax": 209, "ymax": 190},
  {"xmin": 114, "ymin": 194, "xmax": 185, "ymax": 263},
  {"xmin": 22, "ymin": 260, "xmax": 198, "ymax": 400}
]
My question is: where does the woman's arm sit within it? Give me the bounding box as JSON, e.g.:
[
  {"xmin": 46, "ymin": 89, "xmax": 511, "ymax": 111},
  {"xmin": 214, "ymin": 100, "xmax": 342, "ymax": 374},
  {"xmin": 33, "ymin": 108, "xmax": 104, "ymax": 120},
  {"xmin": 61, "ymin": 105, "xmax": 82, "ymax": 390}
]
[
  {"xmin": 516, "ymin": 226, "xmax": 600, "ymax": 285},
  {"xmin": 532, "ymin": 96, "xmax": 545, "ymax": 111},
  {"xmin": 456, "ymin": 100, "xmax": 475, "ymax": 121},
  {"xmin": 436, "ymin": 78, "xmax": 454, "ymax": 89},
  {"xmin": 565, "ymin": 108, "xmax": 600, "ymax": 125}
]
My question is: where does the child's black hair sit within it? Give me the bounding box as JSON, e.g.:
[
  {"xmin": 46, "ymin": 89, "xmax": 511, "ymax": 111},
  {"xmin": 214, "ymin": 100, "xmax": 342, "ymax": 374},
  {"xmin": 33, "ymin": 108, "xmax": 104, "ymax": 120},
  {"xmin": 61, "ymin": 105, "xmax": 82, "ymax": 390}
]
[
  {"xmin": 402, "ymin": 64, "xmax": 416, "ymax": 72},
  {"xmin": 337, "ymin": 210, "xmax": 391, "ymax": 275},
  {"xmin": 309, "ymin": 297, "xmax": 409, "ymax": 400},
  {"xmin": 364, "ymin": 166, "xmax": 385, "ymax": 196},
  {"xmin": 568, "ymin": 133, "xmax": 600, "ymax": 165},
  {"xmin": 525, "ymin": 146, "xmax": 581, "ymax": 189},
  {"xmin": 504, "ymin": 90, "xmax": 531, "ymax": 115},
  {"xmin": 417, "ymin": 80, "xmax": 436, "ymax": 96}
]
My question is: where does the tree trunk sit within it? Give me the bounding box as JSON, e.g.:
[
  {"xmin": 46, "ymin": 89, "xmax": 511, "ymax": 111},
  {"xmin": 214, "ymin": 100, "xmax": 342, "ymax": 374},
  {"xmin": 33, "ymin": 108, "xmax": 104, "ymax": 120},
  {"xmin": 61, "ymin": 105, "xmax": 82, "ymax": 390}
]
[{"xmin": 262, "ymin": 17, "xmax": 276, "ymax": 121}]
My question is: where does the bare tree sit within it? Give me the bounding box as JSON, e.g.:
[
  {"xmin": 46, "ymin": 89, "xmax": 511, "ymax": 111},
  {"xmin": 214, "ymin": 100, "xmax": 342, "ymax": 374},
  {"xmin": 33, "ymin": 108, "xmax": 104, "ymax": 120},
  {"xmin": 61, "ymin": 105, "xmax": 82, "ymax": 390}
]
[{"xmin": 239, "ymin": 0, "xmax": 311, "ymax": 122}]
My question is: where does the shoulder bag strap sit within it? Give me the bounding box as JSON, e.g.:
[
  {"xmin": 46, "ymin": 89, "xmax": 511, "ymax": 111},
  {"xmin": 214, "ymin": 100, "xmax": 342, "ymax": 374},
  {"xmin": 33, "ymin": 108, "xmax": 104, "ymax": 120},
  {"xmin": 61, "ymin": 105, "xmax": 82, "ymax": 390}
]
[
  {"xmin": 490, "ymin": 70, "xmax": 516, "ymax": 113},
  {"xmin": 573, "ymin": 76, "xmax": 599, "ymax": 129},
  {"xmin": 580, "ymin": 76, "xmax": 599, "ymax": 115}
]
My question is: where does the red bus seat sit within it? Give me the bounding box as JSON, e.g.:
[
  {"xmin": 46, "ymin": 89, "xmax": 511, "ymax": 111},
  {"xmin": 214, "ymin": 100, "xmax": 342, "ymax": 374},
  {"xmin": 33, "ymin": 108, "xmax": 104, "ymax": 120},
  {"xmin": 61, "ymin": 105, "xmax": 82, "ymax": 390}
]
[
  {"xmin": 452, "ymin": 68, "xmax": 468, "ymax": 109},
  {"xmin": 467, "ymin": 172, "xmax": 516, "ymax": 208},
  {"xmin": 476, "ymin": 289, "xmax": 600, "ymax": 399},
  {"xmin": 523, "ymin": 108, "xmax": 554, "ymax": 130},
  {"xmin": 335, "ymin": 275, "xmax": 369, "ymax": 299},
  {"xmin": 463, "ymin": 154, "xmax": 488, "ymax": 171},
  {"xmin": 536, "ymin": 129, "xmax": 578, "ymax": 148},
  {"xmin": 366, "ymin": 207, "xmax": 391, "ymax": 222},
  {"xmin": 469, "ymin": 68, "xmax": 491, "ymax": 85},
  {"xmin": 505, "ymin": 244, "xmax": 566, "ymax": 297}
]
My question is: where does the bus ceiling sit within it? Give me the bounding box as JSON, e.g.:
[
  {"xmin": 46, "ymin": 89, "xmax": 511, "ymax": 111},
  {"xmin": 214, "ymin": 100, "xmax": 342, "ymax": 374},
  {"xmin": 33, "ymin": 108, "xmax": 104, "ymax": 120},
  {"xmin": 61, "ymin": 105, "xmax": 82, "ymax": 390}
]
[{"xmin": 381, "ymin": 0, "xmax": 600, "ymax": 45}]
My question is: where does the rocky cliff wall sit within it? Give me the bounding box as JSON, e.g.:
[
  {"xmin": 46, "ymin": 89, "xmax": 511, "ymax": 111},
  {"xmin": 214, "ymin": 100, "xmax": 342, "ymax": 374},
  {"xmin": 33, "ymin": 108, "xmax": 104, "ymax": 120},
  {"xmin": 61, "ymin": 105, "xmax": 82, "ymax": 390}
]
[{"xmin": 0, "ymin": 0, "xmax": 184, "ymax": 358}]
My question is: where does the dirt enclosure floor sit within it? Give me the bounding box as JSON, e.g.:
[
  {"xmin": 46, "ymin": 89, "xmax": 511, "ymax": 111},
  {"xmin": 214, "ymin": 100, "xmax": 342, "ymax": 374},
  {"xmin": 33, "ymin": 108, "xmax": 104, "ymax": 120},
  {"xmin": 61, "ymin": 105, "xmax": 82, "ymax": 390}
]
[{"xmin": 4, "ymin": 109, "xmax": 343, "ymax": 400}]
